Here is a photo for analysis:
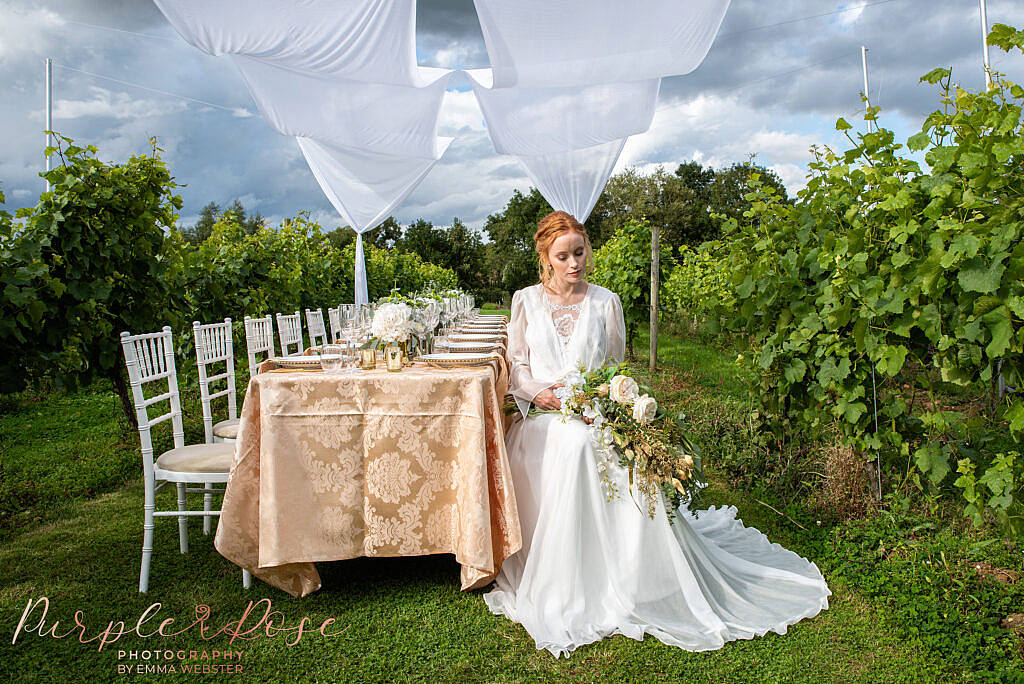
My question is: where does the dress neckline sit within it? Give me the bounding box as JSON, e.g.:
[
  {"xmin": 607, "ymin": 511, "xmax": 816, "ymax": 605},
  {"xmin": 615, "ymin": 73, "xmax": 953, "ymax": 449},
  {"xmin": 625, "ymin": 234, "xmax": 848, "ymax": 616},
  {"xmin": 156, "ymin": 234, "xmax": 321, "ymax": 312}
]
[
  {"xmin": 539, "ymin": 283, "xmax": 591, "ymax": 352},
  {"xmin": 540, "ymin": 282, "xmax": 590, "ymax": 309}
]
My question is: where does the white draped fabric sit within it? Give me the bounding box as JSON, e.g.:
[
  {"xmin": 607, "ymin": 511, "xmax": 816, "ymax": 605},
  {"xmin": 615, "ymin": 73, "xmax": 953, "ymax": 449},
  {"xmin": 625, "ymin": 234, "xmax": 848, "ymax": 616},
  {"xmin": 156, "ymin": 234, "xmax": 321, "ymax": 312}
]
[
  {"xmin": 467, "ymin": 71, "xmax": 659, "ymax": 221},
  {"xmin": 155, "ymin": 0, "xmax": 733, "ymax": 298},
  {"xmin": 153, "ymin": 0, "xmax": 454, "ymax": 305},
  {"xmin": 473, "ymin": 0, "xmax": 731, "ymax": 88},
  {"xmin": 470, "ymin": 0, "xmax": 730, "ymax": 223}
]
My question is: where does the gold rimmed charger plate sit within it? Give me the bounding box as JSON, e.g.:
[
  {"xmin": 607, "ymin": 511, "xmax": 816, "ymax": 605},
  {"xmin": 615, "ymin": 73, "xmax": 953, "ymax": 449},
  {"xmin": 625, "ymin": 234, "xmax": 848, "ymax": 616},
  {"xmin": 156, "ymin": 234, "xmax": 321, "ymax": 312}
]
[
  {"xmin": 271, "ymin": 355, "xmax": 323, "ymax": 369},
  {"xmin": 417, "ymin": 353, "xmax": 495, "ymax": 369},
  {"xmin": 450, "ymin": 333, "xmax": 504, "ymax": 342},
  {"xmin": 447, "ymin": 341, "xmax": 500, "ymax": 354}
]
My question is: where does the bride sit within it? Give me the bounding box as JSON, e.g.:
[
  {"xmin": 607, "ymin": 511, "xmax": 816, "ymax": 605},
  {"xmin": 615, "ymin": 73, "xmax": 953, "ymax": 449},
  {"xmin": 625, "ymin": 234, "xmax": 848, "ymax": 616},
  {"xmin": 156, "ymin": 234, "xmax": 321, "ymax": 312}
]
[{"xmin": 484, "ymin": 211, "xmax": 831, "ymax": 657}]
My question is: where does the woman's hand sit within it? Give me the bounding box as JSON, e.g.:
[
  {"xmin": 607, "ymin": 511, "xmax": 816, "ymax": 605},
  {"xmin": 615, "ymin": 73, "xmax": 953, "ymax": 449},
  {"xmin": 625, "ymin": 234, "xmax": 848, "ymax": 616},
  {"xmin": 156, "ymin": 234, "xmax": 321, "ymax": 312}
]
[{"xmin": 533, "ymin": 384, "xmax": 564, "ymax": 411}]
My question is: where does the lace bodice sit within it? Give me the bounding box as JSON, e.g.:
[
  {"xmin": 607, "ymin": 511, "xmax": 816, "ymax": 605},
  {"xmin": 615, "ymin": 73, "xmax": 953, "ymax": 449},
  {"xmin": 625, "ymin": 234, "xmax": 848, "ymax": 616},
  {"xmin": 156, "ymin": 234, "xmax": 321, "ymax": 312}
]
[
  {"xmin": 542, "ymin": 288, "xmax": 585, "ymax": 349},
  {"xmin": 507, "ymin": 283, "xmax": 626, "ymax": 418}
]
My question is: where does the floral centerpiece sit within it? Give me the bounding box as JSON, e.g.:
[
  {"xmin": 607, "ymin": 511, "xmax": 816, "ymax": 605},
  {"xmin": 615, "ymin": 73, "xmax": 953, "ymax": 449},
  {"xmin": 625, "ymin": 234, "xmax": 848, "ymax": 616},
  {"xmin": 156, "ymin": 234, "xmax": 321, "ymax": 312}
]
[
  {"xmin": 507, "ymin": 362, "xmax": 704, "ymax": 519},
  {"xmin": 369, "ymin": 301, "xmax": 412, "ymax": 346}
]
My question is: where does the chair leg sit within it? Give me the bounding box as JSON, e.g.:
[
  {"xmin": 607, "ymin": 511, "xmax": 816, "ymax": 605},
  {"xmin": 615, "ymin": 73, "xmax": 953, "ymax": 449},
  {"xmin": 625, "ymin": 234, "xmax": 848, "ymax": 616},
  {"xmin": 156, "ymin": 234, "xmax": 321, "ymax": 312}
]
[
  {"xmin": 203, "ymin": 481, "xmax": 213, "ymax": 535},
  {"xmin": 176, "ymin": 483, "xmax": 189, "ymax": 554},
  {"xmin": 140, "ymin": 484, "xmax": 155, "ymax": 593},
  {"xmin": 243, "ymin": 569, "xmax": 252, "ymax": 589}
]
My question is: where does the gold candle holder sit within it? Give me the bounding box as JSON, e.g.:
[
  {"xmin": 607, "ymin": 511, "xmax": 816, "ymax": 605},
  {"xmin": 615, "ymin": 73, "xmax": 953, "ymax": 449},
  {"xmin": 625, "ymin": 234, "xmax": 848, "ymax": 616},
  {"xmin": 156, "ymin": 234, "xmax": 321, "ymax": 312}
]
[
  {"xmin": 359, "ymin": 348, "xmax": 377, "ymax": 371},
  {"xmin": 385, "ymin": 345, "xmax": 403, "ymax": 372}
]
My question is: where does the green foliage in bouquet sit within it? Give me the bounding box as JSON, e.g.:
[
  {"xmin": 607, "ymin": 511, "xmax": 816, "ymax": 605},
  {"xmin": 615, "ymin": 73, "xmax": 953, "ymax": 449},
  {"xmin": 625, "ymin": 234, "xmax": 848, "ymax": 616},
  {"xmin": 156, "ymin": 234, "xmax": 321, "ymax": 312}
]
[{"xmin": 716, "ymin": 25, "xmax": 1024, "ymax": 537}]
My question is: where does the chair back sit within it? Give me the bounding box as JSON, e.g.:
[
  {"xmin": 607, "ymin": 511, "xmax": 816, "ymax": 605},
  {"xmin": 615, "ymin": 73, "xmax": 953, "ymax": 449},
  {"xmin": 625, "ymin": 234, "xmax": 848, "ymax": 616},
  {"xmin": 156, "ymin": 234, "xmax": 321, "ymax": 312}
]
[
  {"xmin": 327, "ymin": 307, "xmax": 342, "ymax": 343},
  {"xmin": 305, "ymin": 308, "xmax": 328, "ymax": 348},
  {"xmin": 276, "ymin": 311, "xmax": 303, "ymax": 356},
  {"xmin": 243, "ymin": 314, "xmax": 276, "ymax": 378},
  {"xmin": 192, "ymin": 318, "xmax": 237, "ymax": 444},
  {"xmin": 120, "ymin": 327, "xmax": 185, "ymax": 479}
]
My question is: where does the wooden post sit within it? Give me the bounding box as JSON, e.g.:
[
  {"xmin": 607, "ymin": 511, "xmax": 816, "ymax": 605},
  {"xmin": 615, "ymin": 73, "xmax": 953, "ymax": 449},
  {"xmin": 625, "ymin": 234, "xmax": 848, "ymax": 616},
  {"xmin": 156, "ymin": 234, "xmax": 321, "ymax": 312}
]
[{"xmin": 650, "ymin": 224, "xmax": 660, "ymax": 372}]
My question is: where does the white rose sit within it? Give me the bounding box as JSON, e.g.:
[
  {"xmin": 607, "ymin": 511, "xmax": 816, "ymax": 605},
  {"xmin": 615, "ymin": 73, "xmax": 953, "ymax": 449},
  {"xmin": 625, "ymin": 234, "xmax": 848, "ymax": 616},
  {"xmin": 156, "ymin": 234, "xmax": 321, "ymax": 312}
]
[
  {"xmin": 609, "ymin": 375, "xmax": 639, "ymax": 405},
  {"xmin": 371, "ymin": 302, "xmax": 412, "ymax": 343},
  {"xmin": 632, "ymin": 394, "xmax": 658, "ymax": 424}
]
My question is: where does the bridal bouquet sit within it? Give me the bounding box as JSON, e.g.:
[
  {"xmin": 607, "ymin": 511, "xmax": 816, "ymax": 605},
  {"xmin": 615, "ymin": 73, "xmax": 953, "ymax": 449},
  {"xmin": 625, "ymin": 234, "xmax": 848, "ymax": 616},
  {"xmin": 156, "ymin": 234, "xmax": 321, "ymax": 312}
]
[{"xmin": 507, "ymin": 363, "xmax": 704, "ymax": 519}]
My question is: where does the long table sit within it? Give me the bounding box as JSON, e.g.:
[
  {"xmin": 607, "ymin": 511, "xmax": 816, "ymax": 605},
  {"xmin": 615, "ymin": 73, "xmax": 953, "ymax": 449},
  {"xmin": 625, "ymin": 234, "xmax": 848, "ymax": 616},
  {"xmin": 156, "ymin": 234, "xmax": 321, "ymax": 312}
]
[{"xmin": 214, "ymin": 352, "xmax": 521, "ymax": 596}]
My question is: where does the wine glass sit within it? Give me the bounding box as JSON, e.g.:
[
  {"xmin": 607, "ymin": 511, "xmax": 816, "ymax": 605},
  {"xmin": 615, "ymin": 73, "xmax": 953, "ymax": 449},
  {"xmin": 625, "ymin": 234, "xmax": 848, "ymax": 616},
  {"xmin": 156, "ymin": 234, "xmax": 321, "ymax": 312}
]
[{"xmin": 338, "ymin": 308, "xmax": 362, "ymax": 373}]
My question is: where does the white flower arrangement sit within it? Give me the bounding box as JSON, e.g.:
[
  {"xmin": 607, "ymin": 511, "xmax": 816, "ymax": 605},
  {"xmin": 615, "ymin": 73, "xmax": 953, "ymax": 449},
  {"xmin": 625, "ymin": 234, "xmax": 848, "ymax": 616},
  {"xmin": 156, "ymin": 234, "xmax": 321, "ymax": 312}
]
[{"xmin": 371, "ymin": 302, "xmax": 412, "ymax": 344}]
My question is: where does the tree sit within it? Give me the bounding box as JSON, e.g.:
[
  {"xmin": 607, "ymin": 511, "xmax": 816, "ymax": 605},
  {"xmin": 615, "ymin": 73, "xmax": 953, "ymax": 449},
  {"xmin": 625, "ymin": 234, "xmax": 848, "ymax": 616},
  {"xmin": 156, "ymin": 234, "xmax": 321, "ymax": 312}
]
[
  {"xmin": 182, "ymin": 199, "xmax": 264, "ymax": 244},
  {"xmin": 443, "ymin": 218, "xmax": 488, "ymax": 298},
  {"xmin": 325, "ymin": 226, "xmax": 355, "ymax": 250},
  {"xmin": 588, "ymin": 166, "xmax": 709, "ymax": 255},
  {"xmin": 400, "ymin": 218, "xmax": 448, "ymax": 267},
  {"xmin": 182, "ymin": 201, "xmax": 219, "ymax": 244},
  {"xmin": 707, "ymin": 159, "xmax": 789, "ymax": 225},
  {"xmin": 483, "ymin": 188, "xmax": 553, "ymax": 297},
  {"xmin": 367, "ymin": 217, "xmax": 403, "ymax": 249}
]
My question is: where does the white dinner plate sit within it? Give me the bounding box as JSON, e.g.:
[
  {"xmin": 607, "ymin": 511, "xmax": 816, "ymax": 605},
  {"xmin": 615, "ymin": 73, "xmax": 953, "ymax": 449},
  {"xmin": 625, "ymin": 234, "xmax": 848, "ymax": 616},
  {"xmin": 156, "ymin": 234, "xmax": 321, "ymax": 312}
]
[{"xmin": 418, "ymin": 353, "xmax": 495, "ymax": 368}]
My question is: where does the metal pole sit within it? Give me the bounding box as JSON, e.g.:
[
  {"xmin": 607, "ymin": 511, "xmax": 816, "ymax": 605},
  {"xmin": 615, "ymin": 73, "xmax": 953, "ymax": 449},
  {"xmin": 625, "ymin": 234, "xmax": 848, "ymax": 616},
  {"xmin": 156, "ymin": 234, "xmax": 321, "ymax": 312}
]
[
  {"xmin": 649, "ymin": 224, "xmax": 660, "ymax": 373},
  {"xmin": 861, "ymin": 45, "xmax": 872, "ymax": 133},
  {"xmin": 45, "ymin": 57, "xmax": 52, "ymax": 191},
  {"xmin": 980, "ymin": 0, "xmax": 992, "ymax": 89}
]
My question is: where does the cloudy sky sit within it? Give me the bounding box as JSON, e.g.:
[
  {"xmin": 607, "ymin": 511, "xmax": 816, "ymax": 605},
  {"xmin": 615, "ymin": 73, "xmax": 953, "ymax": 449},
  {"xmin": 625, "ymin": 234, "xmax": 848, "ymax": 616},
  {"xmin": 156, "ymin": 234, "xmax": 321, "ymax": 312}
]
[{"xmin": 2, "ymin": 0, "xmax": 1023, "ymax": 232}]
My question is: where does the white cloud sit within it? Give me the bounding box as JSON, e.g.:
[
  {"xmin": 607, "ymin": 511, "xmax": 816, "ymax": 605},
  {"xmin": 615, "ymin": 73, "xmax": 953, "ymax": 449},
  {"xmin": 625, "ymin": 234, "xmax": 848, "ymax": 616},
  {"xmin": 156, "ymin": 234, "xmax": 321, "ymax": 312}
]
[
  {"xmin": 438, "ymin": 89, "xmax": 485, "ymax": 133},
  {"xmin": 0, "ymin": 8, "xmax": 63, "ymax": 63},
  {"xmin": 430, "ymin": 41, "xmax": 481, "ymax": 69},
  {"xmin": 834, "ymin": 3, "xmax": 865, "ymax": 29},
  {"xmin": 52, "ymin": 86, "xmax": 187, "ymax": 120},
  {"xmin": 617, "ymin": 93, "xmax": 839, "ymax": 194}
]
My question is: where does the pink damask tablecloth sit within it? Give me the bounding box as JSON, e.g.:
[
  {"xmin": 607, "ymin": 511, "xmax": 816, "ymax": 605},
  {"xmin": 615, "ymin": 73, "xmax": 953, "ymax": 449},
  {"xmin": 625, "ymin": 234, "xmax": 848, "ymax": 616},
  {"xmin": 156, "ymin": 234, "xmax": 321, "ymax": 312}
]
[{"xmin": 214, "ymin": 355, "xmax": 521, "ymax": 597}]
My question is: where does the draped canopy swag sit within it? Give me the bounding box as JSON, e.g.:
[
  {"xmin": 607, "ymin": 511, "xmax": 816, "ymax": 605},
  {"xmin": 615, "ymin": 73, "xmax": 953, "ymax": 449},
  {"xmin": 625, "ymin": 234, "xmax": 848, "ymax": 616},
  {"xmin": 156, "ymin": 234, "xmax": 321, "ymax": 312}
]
[{"xmin": 154, "ymin": 0, "xmax": 731, "ymax": 304}]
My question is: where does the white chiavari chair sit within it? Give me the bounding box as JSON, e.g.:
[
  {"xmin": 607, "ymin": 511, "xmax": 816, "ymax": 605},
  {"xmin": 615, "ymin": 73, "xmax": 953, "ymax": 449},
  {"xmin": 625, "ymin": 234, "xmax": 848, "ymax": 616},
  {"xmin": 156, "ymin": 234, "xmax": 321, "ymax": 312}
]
[
  {"xmin": 244, "ymin": 314, "xmax": 276, "ymax": 379},
  {"xmin": 276, "ymin": 311, "xmax": 303, "ymax": 356},
  {"xmin": 327, "ymin": 306, "xmax": 342, "ymax": 343},
  {"xmin": 120, "ymin": 327, "xmax": 250, "ymax": 592},
  {"xmin": 305, "ymin": 307, "xmax": 329, "ymax": 348},
  {"xmin": 192, "ymin": 318, "xmax": 238, "ymax": 536}
]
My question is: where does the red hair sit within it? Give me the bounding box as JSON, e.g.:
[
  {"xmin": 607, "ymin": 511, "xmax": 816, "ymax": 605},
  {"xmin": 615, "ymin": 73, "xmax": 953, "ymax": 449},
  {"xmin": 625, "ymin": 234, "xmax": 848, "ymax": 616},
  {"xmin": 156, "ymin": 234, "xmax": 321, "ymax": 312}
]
[{"xmin": 534, "ymin": 211, "xmax": 593, "ymax": 285}]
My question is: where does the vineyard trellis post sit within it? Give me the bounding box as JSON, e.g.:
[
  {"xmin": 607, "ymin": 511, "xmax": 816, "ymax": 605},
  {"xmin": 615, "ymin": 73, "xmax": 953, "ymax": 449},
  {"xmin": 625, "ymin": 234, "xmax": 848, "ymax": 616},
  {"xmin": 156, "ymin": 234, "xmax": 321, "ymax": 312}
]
[{"xmin": 650, "ymin": 223, "xmax": 660, "ymax": 372}]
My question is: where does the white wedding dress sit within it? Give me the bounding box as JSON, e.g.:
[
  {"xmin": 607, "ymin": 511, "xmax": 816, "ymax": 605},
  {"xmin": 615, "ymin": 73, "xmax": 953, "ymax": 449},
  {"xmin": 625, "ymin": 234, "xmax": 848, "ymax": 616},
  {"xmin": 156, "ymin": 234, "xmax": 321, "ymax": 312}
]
[{"xmin": 484, "ymin": 282, "xmax": 831, "ymax": 657}]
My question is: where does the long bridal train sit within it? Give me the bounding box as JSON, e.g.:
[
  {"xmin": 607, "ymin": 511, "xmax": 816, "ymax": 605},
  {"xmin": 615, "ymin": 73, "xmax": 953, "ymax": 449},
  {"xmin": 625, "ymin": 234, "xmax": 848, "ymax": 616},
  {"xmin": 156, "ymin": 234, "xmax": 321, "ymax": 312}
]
[
  {"xmin": 485, "ymin": 413, "xmax": 831, "ymax": 656},
  {"xmin": 487, "ymin": 283, "xmax": 830, "ymax": 657}
]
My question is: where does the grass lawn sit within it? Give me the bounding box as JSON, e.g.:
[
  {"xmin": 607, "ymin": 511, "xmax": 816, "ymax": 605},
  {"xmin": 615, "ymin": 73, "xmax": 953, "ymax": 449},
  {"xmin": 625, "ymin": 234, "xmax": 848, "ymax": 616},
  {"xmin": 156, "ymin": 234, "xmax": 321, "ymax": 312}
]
[{"xmin": 0, "ymin": 316, "xmax": 1010, "ymax": 682}]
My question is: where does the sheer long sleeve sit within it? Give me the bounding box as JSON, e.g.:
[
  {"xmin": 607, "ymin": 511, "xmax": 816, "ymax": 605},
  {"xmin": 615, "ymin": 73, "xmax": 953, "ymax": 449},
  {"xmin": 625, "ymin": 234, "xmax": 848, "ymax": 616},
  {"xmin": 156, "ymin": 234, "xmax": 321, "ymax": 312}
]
[
  {"xmin": 508, "ymin": 289, "xmax": 556, "ymax": 419},
  {"xmin": 606, "ymin": 292, "xmax": 625, "ymax": 364}
]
